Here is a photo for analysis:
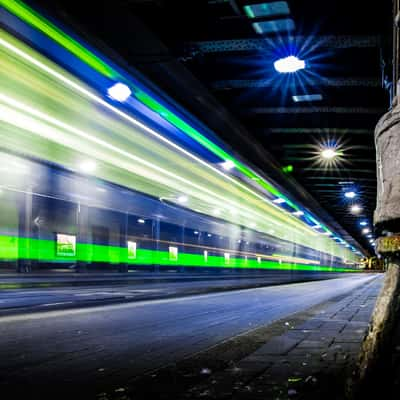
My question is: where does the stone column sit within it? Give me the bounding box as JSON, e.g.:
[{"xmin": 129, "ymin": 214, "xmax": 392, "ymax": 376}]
[{"xmin": 349, "ymin": 102, "xmax": 400, "ymax": 398}]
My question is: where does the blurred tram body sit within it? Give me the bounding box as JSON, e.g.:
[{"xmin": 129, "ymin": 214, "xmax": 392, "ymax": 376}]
[
  {"xmin": 0, "ymin": 154, "xmax": 351, "ymax": 274},
  {"xmin": 0, "ymin": 1, "xmax": 360, "ymax": 276}
]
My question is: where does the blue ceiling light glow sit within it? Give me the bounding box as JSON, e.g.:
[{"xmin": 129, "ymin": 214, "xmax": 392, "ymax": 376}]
[
  {"xmin": 274, "ymin": 56, "xmax": 305, "ymax": 73},
  {"xmin": 344, "ymin": 191, "xmax": 357, "ymax": 199},
  {"xmin": 107, "ymin": 82, "xmax": 132, "ymax": 102},
  {"xmin": 359, "ymin": 221, "xmax": 368, "ymax": 226}
]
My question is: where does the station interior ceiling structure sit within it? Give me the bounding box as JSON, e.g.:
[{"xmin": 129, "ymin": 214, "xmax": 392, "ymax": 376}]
[{"xmin": 26, "ymin": 0, "xmax": 393, "ymax": 254}]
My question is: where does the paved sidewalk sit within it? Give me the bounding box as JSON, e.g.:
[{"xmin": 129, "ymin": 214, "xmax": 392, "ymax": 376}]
[{"xmin": 172, "ymin": 276, "xmax": 383, "ymax": 400}]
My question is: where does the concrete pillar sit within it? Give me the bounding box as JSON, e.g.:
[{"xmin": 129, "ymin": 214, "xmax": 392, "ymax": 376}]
[{"xmin": 349, "ymin": 103, "xmax": 400, "ymax": 398}]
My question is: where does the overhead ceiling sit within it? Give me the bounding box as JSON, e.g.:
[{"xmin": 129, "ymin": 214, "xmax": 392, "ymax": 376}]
[{"xmin": 28, "ymin": 0, "xmax": 392, "ymax": 252}]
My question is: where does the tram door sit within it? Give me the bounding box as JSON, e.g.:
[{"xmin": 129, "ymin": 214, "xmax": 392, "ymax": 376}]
[{"xmin": 92, "ymin": 225, "xmax": 110, "ymax": 269}]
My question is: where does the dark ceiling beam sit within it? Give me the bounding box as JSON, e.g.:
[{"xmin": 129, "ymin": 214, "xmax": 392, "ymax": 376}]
[
  {"xmin": 242, "ymin": 106, "xmax": 385, "ymax": 114},
  {"xmin": 310, "ymin": 189, "xmax": 376, "ymax": 194},
  {"xmin": 279, "ymin": 144, "xmax": 374, "ymax": 149},
  {"xmin": 303, "ymin": 176, "xmax": 376, "ymax": 181},
  {"xmin": 312, "ymin": 188, "xmax": 376, "ymax": 193},
  {"xmin": 283, "ymin": 157, "xmax": 376, "ymax": 163},
  {"xmin": 310, "ymin": 183, "xmax": 377, "ymax": 188},
  {"xmin": 302, "ymin": 167, "xmax": 376, "ymax": 173},
  {"xmin": 188, "ymin": 35, "xmax": 381, "ymax": 53},
  {"xmin": 212, "ymin": 77, "xmax": 381, "ymax": 90},
  {"xmin": 264, "ymin": 128, "xmax": 373, "ymax": 135}
]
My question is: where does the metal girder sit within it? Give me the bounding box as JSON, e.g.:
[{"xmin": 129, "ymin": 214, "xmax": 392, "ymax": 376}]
[
  {"xmin": 302, "ymin": 168, "xmax": 376, "ymax": 173},
  {"xmin": 188, "ymin": 35, "xmax": 381, "ymax": 53},
  {"xmin": 212, "ymin": 77, "xmax": 381, "ymax": 90},
  {"xmin": 283, "ymin": 157, "xmax": 376, "ymax": 163},
  {"xmin": 243, "ymin": 106, "xmax": 384, "ymax": 114},
  {"xmin": 279, "ymin": 143, "xmax": 374, "ymax": 149},
  {"xmin": 303, "ymin": 176, "xmax": 376, "ymax": 181},
  {"xmin": 310, "ymin": 183, "xmax": 377, "ymax": 188},
  {"xmin": 265, "ymin": 128, "xmax": 373, "ymax": 135}
]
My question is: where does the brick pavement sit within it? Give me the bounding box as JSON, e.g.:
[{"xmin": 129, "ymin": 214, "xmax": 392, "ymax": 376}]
[{"xmin": 179, "ymin": 276, "xmax": 383, "ymax": 400}]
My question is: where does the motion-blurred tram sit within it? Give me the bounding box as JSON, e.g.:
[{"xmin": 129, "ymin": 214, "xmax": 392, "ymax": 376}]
[{"xmin": 0, "ymin": 0, "xmax": 362, "ymax": 274}]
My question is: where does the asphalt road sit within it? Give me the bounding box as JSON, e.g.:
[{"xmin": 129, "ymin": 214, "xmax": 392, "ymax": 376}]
[
  {"xmin": 0, "ymin": 274, "xmax": 380, "ymax": 398},
  {"xmin": 0, "ymin": 272, "xmax": 364, "ymax": 314}
]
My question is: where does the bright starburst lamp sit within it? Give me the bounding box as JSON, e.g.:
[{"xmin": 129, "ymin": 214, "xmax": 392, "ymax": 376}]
[{"xmin": 274, "ymin": 56, "xmax": 305, "ymax": 73}]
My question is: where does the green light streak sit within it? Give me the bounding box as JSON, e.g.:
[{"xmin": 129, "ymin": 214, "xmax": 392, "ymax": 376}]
[
  {"xmin": 0, "ymin": 28, "xmax": 360, "ymax": 262},
  {"xmin": 1, "ymin": 0, "xmax": 293, "ymax": 205},
  {"xmin": 0, "ymin": 235, "xmax": 357, "ymax": 272},
  {"xmin": 0, "ymin": 0, "xmax": 116, "ymax": 78},
  {"xmin": 135, "ymin": 91, "xmax": 285, "ymax": 199},
  {"xmin": 2, "ymin": 0, "xmax": 349, "ymax": 239}
]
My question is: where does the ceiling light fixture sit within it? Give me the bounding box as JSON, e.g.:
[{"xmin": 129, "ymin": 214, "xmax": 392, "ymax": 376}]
[
  {"xmin": 350, "ymin": 204, "xmax": 362, "ymax": 214},
  {"xmin": 292, "ymin": 94, "xmax": 322, "ymax": 102},
  {"xmin": 321, "ymin": 148, "xmax": 337, "ymax": 160},
  {"xmin": 344, "ymin": 191, "xmax": 356, "ymax": 199},
  {"xmin": 274, "ymin": 56, "xmax": 305, "ymax": 73}
]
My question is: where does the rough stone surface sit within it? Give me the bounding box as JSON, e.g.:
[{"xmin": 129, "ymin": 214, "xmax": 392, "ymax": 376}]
[
  {"xmin": 374, "ymin": 104, "xmax": 400, "ymax": 225},
  {"xmin": 349, "ymin": 263, "xmax": 400, "ymax": 399}
]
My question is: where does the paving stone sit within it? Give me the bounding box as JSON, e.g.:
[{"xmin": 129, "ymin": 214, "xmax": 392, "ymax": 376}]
[
  {"xmin": 294, "ymin": 319, "xmax": 325, "ymax": 330},
  {"xmin": 180, "ymin": 276, "xmax": 383, "ymax": 400},
  {"xmin": 296, "ymin": 340, "xmax": 332, "ymax": 349},
  {"xmin": 253, "ymin": 337, "xmax": 299, "ymax": 356}
]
